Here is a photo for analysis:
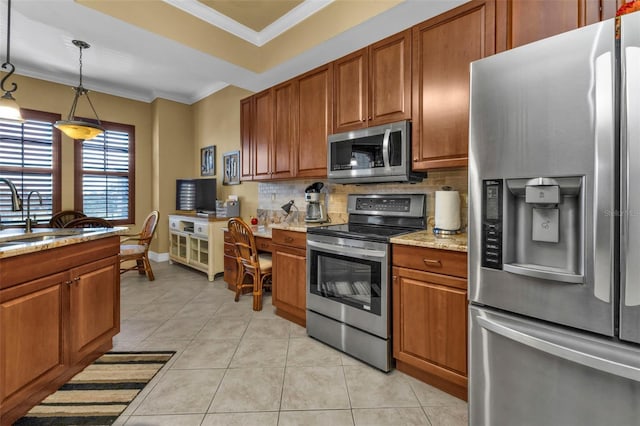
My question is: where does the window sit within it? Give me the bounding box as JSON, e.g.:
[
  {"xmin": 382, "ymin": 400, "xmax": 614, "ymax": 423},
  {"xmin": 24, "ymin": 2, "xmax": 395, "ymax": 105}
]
[
  {"xmin": 74, "ymin": 121, "xmax": 135, "ymax": 225},
  {"xmin": 0, "ymin": 110, "xmax": 61, "ymax": 225}
]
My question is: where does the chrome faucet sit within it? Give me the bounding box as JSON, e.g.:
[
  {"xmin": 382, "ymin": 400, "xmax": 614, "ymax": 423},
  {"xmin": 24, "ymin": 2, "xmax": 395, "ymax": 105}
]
[
  {"xmin": 0, "ymin": 178, "xmax": 22, "ymax": 211},
  {"xmin": 0, "ymin": 178, "xmax": 23, "ymax": 230},
  {"xmin": 25, "ymin": 191, "xmax": 42, "ymax": 233}
]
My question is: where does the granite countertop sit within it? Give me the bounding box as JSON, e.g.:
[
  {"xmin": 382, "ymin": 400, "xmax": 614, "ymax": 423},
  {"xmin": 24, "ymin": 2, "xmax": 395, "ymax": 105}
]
[
  {"xmin": 0, "ymin": 227, "xmax": 129, "ymax": 259},
  {"xmin": 268, "ymin": 222, "xmax": 329, "ymax": 233},
  {"xmin": 390, "ymin": 229, "xmax": 468, "ymax": 253}
]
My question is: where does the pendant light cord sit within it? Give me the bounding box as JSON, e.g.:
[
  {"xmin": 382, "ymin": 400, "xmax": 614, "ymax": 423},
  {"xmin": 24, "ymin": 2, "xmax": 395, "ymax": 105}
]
[{"xmin": 1, "ymin": 0, "xmax": 17, "ymax": 94}]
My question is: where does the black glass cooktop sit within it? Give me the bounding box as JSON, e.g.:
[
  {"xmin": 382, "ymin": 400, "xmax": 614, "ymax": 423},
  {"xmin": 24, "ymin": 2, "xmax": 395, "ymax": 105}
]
[{"xmin": 307, "ymin": 223, "xmax": 419, "ymax": 243}]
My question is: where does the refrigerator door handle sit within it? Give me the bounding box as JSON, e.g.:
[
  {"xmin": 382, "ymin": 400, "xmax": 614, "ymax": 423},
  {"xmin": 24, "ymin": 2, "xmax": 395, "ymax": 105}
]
[
  {"xmin": 476, "ymin": 315, "xmax": 640, "ymax": 382},
  {"xmin": 621, "ymin": 46, "xmax": 640, "ymax": 307},
  {"xmin": 592, "ymin": 51, "xmax": 615, "ymax": 303}
]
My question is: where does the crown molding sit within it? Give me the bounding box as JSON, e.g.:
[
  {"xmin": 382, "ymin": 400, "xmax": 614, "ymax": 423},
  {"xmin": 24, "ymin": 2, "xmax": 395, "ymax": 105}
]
[{"xmin": 162, "ymin": 0, "xmax": 333, "ymax": 47}]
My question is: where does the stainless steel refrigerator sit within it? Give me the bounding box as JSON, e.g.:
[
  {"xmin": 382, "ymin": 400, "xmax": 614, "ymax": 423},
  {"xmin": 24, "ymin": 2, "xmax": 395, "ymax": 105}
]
[{"xmin": 468, "ymin": 13, "xmax": 640, "ymax": 426}]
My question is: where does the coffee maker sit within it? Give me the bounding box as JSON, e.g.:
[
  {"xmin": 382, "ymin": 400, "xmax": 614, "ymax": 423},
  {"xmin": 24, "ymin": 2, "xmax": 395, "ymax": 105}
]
[{"xmin": 304, "ymin": 182, "xmax": 327, "ymax": 223}]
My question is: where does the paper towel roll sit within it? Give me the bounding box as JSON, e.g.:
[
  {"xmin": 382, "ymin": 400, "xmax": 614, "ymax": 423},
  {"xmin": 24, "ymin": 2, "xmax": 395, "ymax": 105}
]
[{"xmin": 435, "ymin": 190, "xmax": 461, "ymax": 231}]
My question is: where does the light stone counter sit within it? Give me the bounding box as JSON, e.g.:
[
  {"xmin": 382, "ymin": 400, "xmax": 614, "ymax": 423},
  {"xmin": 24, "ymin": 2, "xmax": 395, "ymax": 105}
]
[
  {"xmin": 268, "ymin": 222, "xmax": 331, "ymax": 233},
  {"xmin": 390, "ymin": 229, "xmax": 467, "ymax": 253},
  {"xmin": 0, "ymin": 227, "xmax": 129, "ymax": 259}
]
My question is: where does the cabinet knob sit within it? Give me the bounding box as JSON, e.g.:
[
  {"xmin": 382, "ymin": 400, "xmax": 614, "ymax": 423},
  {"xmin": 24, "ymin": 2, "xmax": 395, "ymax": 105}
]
[{"xmin": 423, "ymin": 259, "xmax": 442, "ymax": 267}]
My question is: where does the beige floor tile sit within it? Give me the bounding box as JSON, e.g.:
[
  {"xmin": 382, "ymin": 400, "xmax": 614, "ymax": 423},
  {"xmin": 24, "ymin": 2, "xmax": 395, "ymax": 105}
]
[
  {"xmin": 172, "ymin": 339, "xmax": 239, "ymax": 369},
  {"xmin": 214, "ymin": 300, "xmax": 255, "ymax": 318},
  {"xmin": 408, "ymin": 377, "xmax": 467, "ymax": 408},
  {"xmin": 343, "ymin": 365, "xmax": 420, "ymax": 409},
  {"xmin": 423, "ymin": 405, "xmax": 468, "ymax": 426},
  {"xmin": 243, "ymin": 317, "xmax": 291, "ymax": 339},
  {"xmin": 196, "ymin": 317, "xmax": 249, "ymax": 339},
  {"xmin": 114, "ymin": 320, "xmax": 163, "ymax": 343},
  {"xmin": 124, "ymin": 413, "xmax": 204, "ymax": 425},
  {"xmin": 289, "ymin": 322, "xmax": 308, "ymax": 337},
  {"xmin": 127, "ymin": 303, "xmax": 184, "ymax": 321},
  {"xmin": 281, "ymin": 366, "xmax": 350, "ymax": 410},
  {"xmin": 133, "ymin": 369, "xmax": 224, "ymax": 415},
  {"xmin": 352, "ymin": 407, "xmax": 430, "ymax": 425},
  {"xmin": 230, "ymin": 338, "xmax": 288, "ymax": 368},
  {"xmin": 148, "ymin": 316, "xmax": 209, "ymax": 340},
  {"xmin": 208, "ymin": 367, "xmax": 284, "ymax": 412},
  {"xmin": 278, "ymin": 409, "xmax": 354, "ymax": 426},
  {"xmin": 340, "ymin": 353, "xmax": 368, "ymax": 367},
  {"xmin": 201, "ymin": 411, "xmax": 279, "ymax": 426},
  {"xmin": 286, "ymin": 337, "xmax": 343, "ymax": 367}
]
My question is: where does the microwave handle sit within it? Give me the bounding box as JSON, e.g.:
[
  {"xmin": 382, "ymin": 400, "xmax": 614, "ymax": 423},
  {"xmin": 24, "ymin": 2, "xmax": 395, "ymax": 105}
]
[{"xmin": 382, "ymin": 128, "xmax": 391, "ymax": 168}]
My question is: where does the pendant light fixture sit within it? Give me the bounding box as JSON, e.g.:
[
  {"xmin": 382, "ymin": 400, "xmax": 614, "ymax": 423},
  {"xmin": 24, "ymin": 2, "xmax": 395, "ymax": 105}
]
[
  {"xmin": 54, "ymin": 40, "xmax": 104, "ymax": 140},
  {"xmin": 0, "ymin": 0, "xmax": 23, "ymax": 123}
]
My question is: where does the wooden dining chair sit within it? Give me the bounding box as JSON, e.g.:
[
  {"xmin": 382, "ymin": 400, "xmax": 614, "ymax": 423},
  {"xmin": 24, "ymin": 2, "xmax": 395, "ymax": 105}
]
[
  {"xmin": 63, "ymin": 216, "xmax": 114, "ymax": 228},
  {"xmin": 227, "ymin": 217, "xmax": 272, "ymax": 311},
  {"xmin": 49, "ymin": 210, "xmax": 87, "ymax": 228},
  {"xmin": 120, "ymin": 211, "xmax": 159, "ymax": 281}
]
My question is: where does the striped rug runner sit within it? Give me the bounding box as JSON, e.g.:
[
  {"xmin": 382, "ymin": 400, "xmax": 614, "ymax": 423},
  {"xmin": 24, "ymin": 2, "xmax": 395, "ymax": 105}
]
[{"xmin": 14, "ymin": 351, "xmax": 175, "ymax": 425}]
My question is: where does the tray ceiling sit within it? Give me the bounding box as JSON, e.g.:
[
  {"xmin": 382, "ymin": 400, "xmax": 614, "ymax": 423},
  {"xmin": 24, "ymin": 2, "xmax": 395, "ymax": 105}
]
[{"xmin": 7, "ymin": 0, "xmax": 467, "ymax": 104}]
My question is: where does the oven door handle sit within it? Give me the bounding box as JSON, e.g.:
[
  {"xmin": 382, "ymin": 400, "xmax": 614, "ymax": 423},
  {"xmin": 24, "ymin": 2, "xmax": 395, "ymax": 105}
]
[{"xmin": 307, "ymin": 239, "xmax": 387, "ymax": 259}]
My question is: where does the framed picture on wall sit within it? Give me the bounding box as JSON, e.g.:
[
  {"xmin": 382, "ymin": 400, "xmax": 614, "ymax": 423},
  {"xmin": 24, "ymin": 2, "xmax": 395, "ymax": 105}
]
[
  {"xmin": 201, "ymin": 145, "xmax": 216, "ymax": 176},
  {"xmin": 223, "ymin": 150, "xmax": 240, "ymax": 185}
]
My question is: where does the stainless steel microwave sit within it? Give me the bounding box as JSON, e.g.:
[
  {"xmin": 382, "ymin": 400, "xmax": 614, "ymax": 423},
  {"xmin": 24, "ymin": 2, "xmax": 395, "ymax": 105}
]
[{"xmin": 327, "ymin": 120, "xmax": 424, "ymax": 184}]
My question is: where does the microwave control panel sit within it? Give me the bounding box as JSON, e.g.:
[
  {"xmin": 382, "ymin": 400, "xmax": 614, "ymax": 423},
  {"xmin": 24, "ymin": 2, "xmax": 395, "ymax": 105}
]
[{"xmin": 482, "ymin": 180, "xmax": 503, "ymax": 269}]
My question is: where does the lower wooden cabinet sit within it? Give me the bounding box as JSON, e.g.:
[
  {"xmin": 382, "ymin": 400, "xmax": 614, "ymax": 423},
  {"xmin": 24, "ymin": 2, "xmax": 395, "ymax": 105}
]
[
  {"xmin": 0, "ymin": 237, "xmax": 120, "ymax": 425},
  {"xmin": 392, "ymin": 244, "xmax": 468, "ymax": 400},
  {"xmin": 271, "ymin": 229, "xmax": 307, "ymax": 326}
]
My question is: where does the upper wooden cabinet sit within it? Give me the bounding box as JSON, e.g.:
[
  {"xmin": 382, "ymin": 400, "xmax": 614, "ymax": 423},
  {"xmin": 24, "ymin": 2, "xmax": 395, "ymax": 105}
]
[
  {"xmin": 411, "ymin": 0, "xmax": 495, "ymax": 170},
  {"xmin": 296, "ymin": 64, "xmax": 333, "ymax": 178},
  {"xmin": 333, "ymin": 30, "xmax": 411, "ymax": 132},
  {"xmin": 273, "ymin": 80, "xmax": 298, "ymax": 180},
  {"xmin": 240, "ymin": 97, "xmax": 253, "ymax": 181},
  {"xmin": 496, "ymin": 0, "xmax": 621, "ymax": 52},
  {"xmin": 253, "ymin": 89, "xmax": 274, "ymax": 181}
]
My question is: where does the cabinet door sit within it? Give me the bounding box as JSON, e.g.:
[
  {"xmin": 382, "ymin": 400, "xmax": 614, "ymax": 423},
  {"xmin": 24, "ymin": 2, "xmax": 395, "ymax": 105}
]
[
  {"xmin": 297, "ymin": 64, "xmax": 333, "ymax": 178},
  {"xmin": 68, "ymin": 256, "xmax": 119, "ymax": 363},
  {"xmin": 273, "ymin": 80, "xmax": 298, "ymax": 179},
  {"xmin": 369, "ymin": 29, "xmax": 412, "ymax": 126},
  {"xmin": 170, "ymin": 232, "xmax": 188, "ymax": 262},
  {"xmin": 189, "ymin": 236, "xmax": 209, "ymax": 268},
  {"xmin": 496, "ymin": 0, "xmax": 603, "ymax": 51},
  {"xmin": 240, "ymin": 96, "xmax": 253, "ymax": 180},
  {"xmin": 272, "ymin": 245, "xmax": 307, "ymax": 325},
  {"xmin": 334, "ymin": 48, "xmax": 368, "ymax": 132},
  {"xmin": 412, "ymin": 0, "xmax": 495, "ymax": 170},
  {"xmin": 253, "ymin": 89, "xmax": 274, "ymax": 180},
  {"xmin": 0, "ymin": 273, "xmax": 67, "ymax": 407}
]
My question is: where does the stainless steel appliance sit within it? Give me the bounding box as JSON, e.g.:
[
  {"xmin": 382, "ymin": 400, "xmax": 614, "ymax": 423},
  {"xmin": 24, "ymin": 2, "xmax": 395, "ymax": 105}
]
[
  {"xmin": 306, "ymin": 193, "xmax": 426, "ymax": 371},
  {"xmin": 327, "ymin": 120, "xmax": 424, "ymax": 184},
  {"xmin": 468, "ymin": 14, "xmax": 640, "ymax": 425},
  {"xmin": 304, "ymin": 182, "xmax": 327, "ymax": 223}
]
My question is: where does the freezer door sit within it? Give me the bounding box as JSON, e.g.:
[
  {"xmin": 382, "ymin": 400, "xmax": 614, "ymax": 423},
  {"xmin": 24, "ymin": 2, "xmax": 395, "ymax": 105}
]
[
  {"xmin": 469, "ymin": 306, "xmax": 640, "ymax": 426},
  {"xmin": 620, "ymin": 12, "xmax": 640, "ymax": 345},
  {"xmin": 468, "ymin": 19, "xmax": 616, "ymax": 336}
]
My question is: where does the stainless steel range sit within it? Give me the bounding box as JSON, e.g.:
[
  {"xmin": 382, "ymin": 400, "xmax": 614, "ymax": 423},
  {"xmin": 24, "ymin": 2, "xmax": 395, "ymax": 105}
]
[{"xmin": 306, "ymin": 193, "xmax": 426, "ymax": 371}]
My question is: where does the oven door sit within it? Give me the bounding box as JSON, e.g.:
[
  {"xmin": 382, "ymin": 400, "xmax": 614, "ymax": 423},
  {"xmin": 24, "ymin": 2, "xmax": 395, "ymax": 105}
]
[{"xmin": 306, "ymin": 234, "xmax": 389, "ymax": 338}]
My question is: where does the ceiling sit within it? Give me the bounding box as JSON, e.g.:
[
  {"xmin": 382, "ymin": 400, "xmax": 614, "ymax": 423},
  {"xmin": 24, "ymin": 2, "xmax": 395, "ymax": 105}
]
[{"xmin": 5, "ymin": 0, "xmax": 467, "ymax": 105}]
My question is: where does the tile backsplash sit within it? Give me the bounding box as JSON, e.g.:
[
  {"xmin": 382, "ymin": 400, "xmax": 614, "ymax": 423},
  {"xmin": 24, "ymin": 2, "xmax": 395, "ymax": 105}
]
[{"xmin": 256, "ymin": 168, "xmax": 468, "ymax": 228}]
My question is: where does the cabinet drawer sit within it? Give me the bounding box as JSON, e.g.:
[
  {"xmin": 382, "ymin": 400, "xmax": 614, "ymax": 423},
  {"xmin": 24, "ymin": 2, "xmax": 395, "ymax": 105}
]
[
  {"xmin": 255, "ymin": 237, "xmax": 273, "ymax": 252},
  {"xmin": 169, "ymin": 218, "xmax": 180, "ymax": 231},
  {"xmin": 393, "ymin": 245, "xmax": 467, "ymax": 278},
  {"xmin": 193, "ymin": 221, "xmax": 208, "ymax": 237},
  {"xmin": 272, "ymin": 229, "xmax": 306, "ymax": 249}
]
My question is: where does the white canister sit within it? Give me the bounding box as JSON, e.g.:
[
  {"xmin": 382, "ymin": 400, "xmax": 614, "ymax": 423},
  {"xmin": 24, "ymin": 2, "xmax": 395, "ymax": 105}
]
[{"xmin": 435, "ymin": 190, "xmax": 461, "ymax": 231}]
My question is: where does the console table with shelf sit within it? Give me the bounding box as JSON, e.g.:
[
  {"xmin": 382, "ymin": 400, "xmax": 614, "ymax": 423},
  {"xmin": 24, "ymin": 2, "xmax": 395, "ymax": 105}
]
[{"xmin": 168, "ymin": 214, "xmax": 228, "ymax": 281}]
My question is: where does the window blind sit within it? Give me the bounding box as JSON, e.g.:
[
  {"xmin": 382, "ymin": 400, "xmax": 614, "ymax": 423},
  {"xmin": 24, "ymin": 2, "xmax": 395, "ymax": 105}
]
[{"xmin": 0, "ymin": 118, "xmax": 57, "ymax": 225}]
